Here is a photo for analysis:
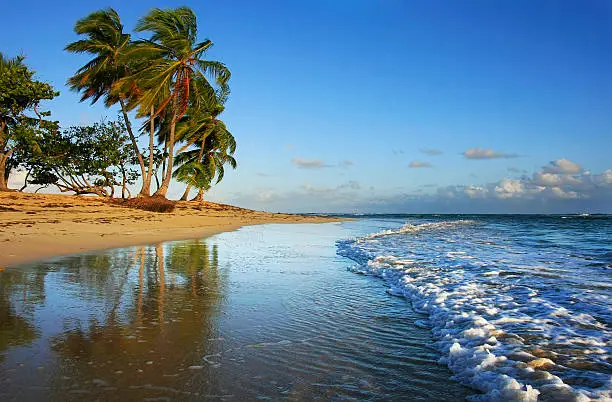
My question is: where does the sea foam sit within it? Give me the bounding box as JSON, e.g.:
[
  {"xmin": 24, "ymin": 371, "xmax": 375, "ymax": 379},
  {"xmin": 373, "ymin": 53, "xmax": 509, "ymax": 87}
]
[{"xmin": 338, "ymin": 219, "xmax": 612, "ymax": 401}]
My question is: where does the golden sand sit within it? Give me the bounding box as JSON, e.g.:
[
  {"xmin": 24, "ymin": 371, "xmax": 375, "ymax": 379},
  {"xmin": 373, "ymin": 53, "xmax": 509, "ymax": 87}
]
[{"xmin": 0, "ymin": 192, "xmax": 340, "ymax": 267}]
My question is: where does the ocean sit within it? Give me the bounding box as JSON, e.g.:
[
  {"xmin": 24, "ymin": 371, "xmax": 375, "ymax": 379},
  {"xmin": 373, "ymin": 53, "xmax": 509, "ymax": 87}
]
[
  {"xmin": 0, "ymin": 216, "xmax": 610, "ymax": 401},
  {"xmin": 337, "ymin": 214, "xmax": 611, "ymax": 401}
]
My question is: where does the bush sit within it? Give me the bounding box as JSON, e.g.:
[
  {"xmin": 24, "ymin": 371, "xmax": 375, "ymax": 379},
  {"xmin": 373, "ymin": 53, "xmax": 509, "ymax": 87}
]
[{"xmin": 116, "ymin": 196, "xmax": 176, "ymax": 213}]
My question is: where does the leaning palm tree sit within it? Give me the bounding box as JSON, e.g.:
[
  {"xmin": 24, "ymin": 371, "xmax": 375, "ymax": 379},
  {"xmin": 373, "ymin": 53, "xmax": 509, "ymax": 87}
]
[
  {"xmin": 173, "ymin": 161, "xmax": 212, "ymax": 201},
  {"xmin": 117, "ymin": 7, "xmax": 230, "ymax": 198},
  {"xmin": 173, "ymin": 87, "xmax": 228, "ymax": 200},
  {"xmin": 175, "ymin": 86, "xmax": 229, "ymax": 155},
  {"xmin": 65, "ymin": 9, "xmax": 155, "ymax": 197},
  {"xmin": 173, "ymin": 123, "xmax": 236, "ymax": 202}
]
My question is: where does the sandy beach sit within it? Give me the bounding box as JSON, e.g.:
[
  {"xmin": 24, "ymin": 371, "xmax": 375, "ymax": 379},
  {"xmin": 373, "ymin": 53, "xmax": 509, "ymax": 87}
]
[{"xmin": 0, "ymin": 192, "xmax": 338, "ymax": 267}]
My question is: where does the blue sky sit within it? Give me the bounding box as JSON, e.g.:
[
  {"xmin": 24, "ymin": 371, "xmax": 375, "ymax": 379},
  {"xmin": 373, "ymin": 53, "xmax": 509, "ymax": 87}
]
[{"xmin": 3, "ymin": 0, "xmax": 611, "ymax": 213}]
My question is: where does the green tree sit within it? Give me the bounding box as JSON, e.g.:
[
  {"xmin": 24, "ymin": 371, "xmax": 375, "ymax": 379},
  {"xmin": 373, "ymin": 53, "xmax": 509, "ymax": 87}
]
[
  {"xmin": 174, "ymin": 120, "xmax": 237, "ymax": 202},
  {"xmin": 65, "ymin": 8, "xmax": 155, "ymax": 197},
  {"xmin": 0, "ymin": 53, "xmax": 57, "ymax": 191},
  {"xmin": 31, "ymin": 120, "xmax": 135, "ymax": 196},
  {"xmin": 174, "ymin": 86, "xmax": 231, "ymax": 200},
  {"xmin": 117, "ymin": 6, "xmax": 230, "ymax": 198}
]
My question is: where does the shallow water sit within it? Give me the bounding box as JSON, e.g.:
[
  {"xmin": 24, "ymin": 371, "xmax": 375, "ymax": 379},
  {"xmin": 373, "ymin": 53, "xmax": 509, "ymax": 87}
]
[
  {"xmin": 337, "ymin": 215, "xmax": 612, "ymax": 401},
  {"xmin": 0, "ymin": 222, "xmax": 470, "ymax": 401}
]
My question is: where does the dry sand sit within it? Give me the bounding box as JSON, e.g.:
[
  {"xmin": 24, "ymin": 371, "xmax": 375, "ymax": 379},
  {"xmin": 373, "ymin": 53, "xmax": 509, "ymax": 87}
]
[{"xmin": 0, "ymin": 192, "xmax": 341, "ymax": 267}]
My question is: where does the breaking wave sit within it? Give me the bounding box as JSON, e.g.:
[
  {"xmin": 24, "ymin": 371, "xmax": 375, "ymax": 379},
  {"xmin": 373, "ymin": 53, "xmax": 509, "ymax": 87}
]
[
  {"xmin": 360, "ymin": 220, "xmax": 479, "ymax": 240},
  {"xmin": 337, "ymin": 217, "xmax": 612, "ymax": 401}
]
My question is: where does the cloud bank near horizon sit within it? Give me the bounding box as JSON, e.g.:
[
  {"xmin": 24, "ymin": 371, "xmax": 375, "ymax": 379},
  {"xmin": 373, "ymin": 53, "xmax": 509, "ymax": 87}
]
[
  {"xmin": 219, "ymin": 158, "xmax": 612, "ymax": 213},
  {"xmin": 8, "ymin": 156, "xmax": 611, "ymax": 214}
]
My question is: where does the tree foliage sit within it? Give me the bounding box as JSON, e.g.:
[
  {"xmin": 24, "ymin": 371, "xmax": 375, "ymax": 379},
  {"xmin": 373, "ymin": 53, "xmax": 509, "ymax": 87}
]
[
  {"xmin": 5, "ymin": 6, "xmax": 238, "ymax": 201},
  {"xmin": 115, "ymin": 7, "xmax": 231, "ymax": 198},
  {"xmin": 65, "ymin": 8, "xmax": 152, "ymax": 196},
  {"xmin": 0, "ymin": 52, "xmax": 58, "ymax": 191},
  {"xmin": 30, "ymin": 120, "xmax": 137, "ymax": 197},
  {"xmin": 173, "ymin": 88, "xmax": 236, "ymax": 201}
]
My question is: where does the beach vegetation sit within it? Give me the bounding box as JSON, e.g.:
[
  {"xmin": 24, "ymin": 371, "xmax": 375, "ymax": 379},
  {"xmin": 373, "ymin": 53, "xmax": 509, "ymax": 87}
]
[
  {"xmin": 25, "ymin": 120, "xmax": 138, "ymax": 197},
  {"xmin": 1, "ymin": 7, "xmax": 237, "ymax": 203},
  {"xmin": 173, "ymin": 85, "xmax": 236, "ymax": 201},
  {"xmin": 113, "ymin": 6, "xmax": 231, "ymax": 198},
  {"xmin": 65, "ymin": 8, "xmax": 152, "ymax": 197},
  {"xmin": 114, "ymin": 195, "xmax": 176, "ymax": 213},
  {"xmin": 0, "ymin": 53, "xmax": 58, "ymax": 192}
]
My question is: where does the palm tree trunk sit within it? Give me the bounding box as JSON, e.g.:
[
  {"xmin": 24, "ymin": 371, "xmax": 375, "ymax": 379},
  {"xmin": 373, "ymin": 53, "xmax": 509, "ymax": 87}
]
[
  {"xmin": 154, "ymin": 171, "xmax": 160, "ymax": 191},
  {"xmin": 121, "ymin": 168, "xmax": 127, "ymax": 199},
  {"xmin": 187, "ymin": 135, "xmax": 209, "ymax": 202},
  {"xmin": 139, "ymin": 107, "xmax": 156, "ymax": 197},
  {"xmin": 155, "ymin": 244, "xmax": 165, "ymax": 325},
  {"xmin": 180, "ymin": 184, "xmax": 192, "ymax": 201},
  {"xmin": 160, "ymin": 136, "xmax": 168, "ymax": 184},
  {"xmin": 119, "ymin": 99, "xmax": 147, "ymax": 190},
  {"xmin": 153, "ymin": 118, "xmax": 176, "ymax": 198},
  {"xmin": 191, "ymin": 188, "xmax": 204, "ymax": 202}
]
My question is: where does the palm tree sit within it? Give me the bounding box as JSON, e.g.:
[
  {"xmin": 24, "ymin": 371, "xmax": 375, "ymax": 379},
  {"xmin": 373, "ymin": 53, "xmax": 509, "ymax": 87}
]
[
  {"xmin": 173, "ymin": 121, "xmax": 236, "ymax": 202},
  {"xmin": 173, "ymin": 86, "xmax": 228, "ymax": 200},
  {"xmin": 65, "ymin": 9, "xmax": 155, "ymax": 197},
  {"xmin": 118, "ymin": 7, "xmax": 230, "ymax": 198}
]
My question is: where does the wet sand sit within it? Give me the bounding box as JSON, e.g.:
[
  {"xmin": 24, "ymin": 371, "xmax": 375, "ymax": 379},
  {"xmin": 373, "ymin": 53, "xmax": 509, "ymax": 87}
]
[
  {"xmin": 0, "ymin": 223, "xmax": 471, "ymax": 400},
  {"xmin": 0, "ymin": 192, "xmax": 339, "ymax": 267}
]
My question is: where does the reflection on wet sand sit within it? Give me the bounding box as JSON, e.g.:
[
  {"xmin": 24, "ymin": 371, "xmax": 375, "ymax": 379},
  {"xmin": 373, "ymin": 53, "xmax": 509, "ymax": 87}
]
[
  {"xmin": 1, "ymin": 224, "xmax": 472, "ymax": 401},
  {"xmin": 0, "ymin": 270, "xmax": 44, "ymax": 356},
  {"xmin": 0, "ymin": 240, "xmax": 226, "ymax": 400}
]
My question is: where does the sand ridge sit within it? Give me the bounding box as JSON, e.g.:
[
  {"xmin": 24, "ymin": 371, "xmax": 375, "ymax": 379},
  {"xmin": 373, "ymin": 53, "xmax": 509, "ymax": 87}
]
[{"xmin": 0, "ymin": 192, "xmax": 341, "ymax": 267}]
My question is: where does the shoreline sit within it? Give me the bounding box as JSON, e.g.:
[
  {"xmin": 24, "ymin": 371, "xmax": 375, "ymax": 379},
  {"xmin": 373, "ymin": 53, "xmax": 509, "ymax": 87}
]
[{"xmin": 0, "ymin": 192, "xmax": 343, "ymax": 267}]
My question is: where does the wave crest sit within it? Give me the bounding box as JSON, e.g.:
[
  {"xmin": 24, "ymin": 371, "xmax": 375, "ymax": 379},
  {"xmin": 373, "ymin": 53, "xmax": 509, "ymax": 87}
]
[{"xmin": 361, "ymin": 220, "xmax": 479, "ymax": 240}]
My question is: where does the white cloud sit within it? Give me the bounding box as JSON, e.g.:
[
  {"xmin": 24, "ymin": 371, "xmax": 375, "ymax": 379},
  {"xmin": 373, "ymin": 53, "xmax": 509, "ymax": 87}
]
[
  {"xmin": 601, "ymin": 169, "xmax": 612, "ymax": 184},
  {"xmin": 542, "ymin": 158, "xmax": 582, "ymax": 174},
  {"xmin": 533, "ymin": 172, "xmax": 564, "ymax": 187},
  {"xmin": 223, "ymin": 158, "xmax": 611, "ymax": 213},
  {"xmin": 409, "ymin": 161, "xmax": 432, "ymax": 168},
  {"xmin": 430, "ymin": 157, "xmax": 607, "ymax": 204},
  {"xmin": 465, "ymin": 185, "xmax": 488, "ymax": 199},
  {"xmin": 291, "ymin": 157, "xmax": 327, "ymax": 169},
  {"xmin": 463, "ymin": 148, "xmax": 518, "ymax": 159},
  {"xmin": 533, "ymin": 172, "xmax": 582, "ymax": 187},
  {"xmin": 494, "ymin": 179, "xmax": 529, "ymax": 199},
  {"xmin": 551, "ymin": 187, "xmax": 579, "ymax": 199}
]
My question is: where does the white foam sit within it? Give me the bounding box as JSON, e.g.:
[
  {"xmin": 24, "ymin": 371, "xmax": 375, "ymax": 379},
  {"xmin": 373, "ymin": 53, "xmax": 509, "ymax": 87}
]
[
  {"xmin": 360, "ymin": 220, "xmax": 479, "ymax": 240},
  {"xmin": 337, "ymin": 219, "xmax": 612, "ymax": 401}
]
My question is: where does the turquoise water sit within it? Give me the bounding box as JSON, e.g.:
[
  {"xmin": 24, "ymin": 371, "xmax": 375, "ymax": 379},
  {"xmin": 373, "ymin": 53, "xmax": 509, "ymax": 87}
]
[{"xmin": 0, "ymin": 222, "xmax": 469, "ymax": 401}]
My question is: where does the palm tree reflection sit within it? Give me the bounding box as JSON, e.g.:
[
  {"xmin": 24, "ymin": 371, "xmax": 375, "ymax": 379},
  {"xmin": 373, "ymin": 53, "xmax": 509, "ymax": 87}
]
[{"xmin": 0, "ymin": 239, "xmax": 226, "ymax": 399}]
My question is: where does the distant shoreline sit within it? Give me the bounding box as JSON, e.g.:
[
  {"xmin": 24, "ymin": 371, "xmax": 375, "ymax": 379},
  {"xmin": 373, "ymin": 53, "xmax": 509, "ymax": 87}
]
[{"xmin": 0, "ymin": 192, "xmax": 343, "ymax": 267}]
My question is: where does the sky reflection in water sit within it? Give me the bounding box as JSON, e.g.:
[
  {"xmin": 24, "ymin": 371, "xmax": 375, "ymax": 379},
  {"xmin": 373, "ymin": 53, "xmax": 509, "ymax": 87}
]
[{"xmin": 0, "ymin": 223, "xmax": 468, "ymax": 401}]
